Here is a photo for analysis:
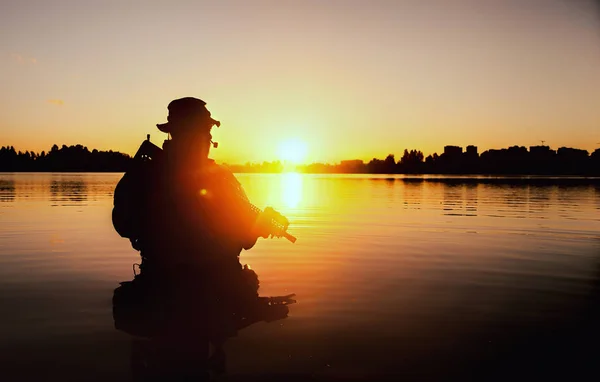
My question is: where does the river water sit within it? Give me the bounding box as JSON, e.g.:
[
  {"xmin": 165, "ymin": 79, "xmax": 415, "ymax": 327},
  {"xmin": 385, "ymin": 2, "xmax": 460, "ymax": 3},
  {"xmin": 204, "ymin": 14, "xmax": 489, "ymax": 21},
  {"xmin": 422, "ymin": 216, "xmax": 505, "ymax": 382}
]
[{"xmin": 0, "ymin": 173, "xmax": 599, "ymax": 381}]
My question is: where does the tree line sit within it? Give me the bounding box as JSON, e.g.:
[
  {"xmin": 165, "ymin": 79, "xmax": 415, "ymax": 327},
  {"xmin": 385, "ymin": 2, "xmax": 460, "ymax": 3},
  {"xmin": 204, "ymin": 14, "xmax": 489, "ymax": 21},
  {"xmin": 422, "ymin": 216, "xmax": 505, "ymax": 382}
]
[
  {"xmin": 232, "ymin": 145, "xmax": 600, "ymax": 175},
  {"xmin": 0, "ymin": 144, "xmax": 130, "ymax": 172},
  {"xmin": 1, "ymin": 144, "xmax": 599, "ymax": 175}
]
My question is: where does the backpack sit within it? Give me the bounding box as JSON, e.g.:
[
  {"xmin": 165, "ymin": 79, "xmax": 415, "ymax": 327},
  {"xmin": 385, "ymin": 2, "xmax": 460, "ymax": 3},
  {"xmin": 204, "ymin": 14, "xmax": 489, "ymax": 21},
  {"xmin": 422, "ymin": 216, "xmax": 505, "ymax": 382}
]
[{"xmin": 112, "ymin": 138, "xmax": 163, "ymax": 245}]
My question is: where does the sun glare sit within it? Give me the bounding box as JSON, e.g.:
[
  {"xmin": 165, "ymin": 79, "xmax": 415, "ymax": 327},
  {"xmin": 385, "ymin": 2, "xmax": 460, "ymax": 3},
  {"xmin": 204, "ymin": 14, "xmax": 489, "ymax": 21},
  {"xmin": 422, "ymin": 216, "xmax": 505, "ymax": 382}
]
[{"xmin": 278, "ymin": 139, "xmax": 308, "ymax": 164}]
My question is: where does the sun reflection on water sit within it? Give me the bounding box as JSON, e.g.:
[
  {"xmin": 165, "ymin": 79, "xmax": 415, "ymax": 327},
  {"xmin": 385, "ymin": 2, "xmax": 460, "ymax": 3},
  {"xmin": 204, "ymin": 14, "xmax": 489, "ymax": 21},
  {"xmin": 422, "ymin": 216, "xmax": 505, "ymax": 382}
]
[{"xmin": 281, "ymin": 172, "xmax": 303, "ymax": 209}]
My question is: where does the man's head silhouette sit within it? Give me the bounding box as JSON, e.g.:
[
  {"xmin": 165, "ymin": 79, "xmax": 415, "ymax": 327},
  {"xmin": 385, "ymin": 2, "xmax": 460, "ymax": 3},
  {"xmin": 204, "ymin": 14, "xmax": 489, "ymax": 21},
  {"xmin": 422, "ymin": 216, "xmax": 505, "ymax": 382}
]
[
  {"xmin": 157, "ymin": 97, "xmax": 221, "ymax": 165},
  {"xmin": 156, "ymin": 97, "xmax": 220, "ymax": 139}
]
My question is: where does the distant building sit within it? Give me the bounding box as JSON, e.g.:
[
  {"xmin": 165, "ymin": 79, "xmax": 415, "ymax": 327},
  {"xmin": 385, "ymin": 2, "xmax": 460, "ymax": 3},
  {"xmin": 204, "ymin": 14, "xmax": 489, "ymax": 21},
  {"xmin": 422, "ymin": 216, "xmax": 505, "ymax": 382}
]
[
  {"xmin": 444, "ymin": 145, "xmax": 463, "ymax": 156},
  {"xmin": 529, "ymin": 145, "xmax": 555, "ymax": 156},
  {"xmin": 507, "ymin": 145, "xmax": 528, "ymax": 155},
  {"xmin": 466, "ymin": 145, "xmax": 478, "ymax": 156},
  {"xmin": 557, "ymin": 147, "xmax": 588, "ymax": 159}
]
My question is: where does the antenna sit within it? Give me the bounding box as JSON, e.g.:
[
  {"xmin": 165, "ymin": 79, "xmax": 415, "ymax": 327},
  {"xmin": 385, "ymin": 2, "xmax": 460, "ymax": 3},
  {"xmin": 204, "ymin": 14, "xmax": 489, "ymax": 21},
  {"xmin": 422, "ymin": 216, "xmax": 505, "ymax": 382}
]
[{"xmin": 540, "ymin": 140, "xmax": 546, "ymax": 146}]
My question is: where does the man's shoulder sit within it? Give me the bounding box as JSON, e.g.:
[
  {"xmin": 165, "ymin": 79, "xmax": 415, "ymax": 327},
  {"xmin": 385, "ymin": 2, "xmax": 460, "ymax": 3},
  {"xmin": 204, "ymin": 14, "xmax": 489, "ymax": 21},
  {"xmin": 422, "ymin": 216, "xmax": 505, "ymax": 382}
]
[{"xmin": 208, "ymin": 160, "xmax": 239, "ymax": 182}]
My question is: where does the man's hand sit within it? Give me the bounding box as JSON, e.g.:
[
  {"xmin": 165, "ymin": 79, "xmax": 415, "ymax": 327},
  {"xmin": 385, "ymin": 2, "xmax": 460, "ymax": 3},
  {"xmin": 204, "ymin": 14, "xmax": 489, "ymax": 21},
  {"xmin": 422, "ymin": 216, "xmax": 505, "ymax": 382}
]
[{"xmin": 254, "ymin": 207, "xmax": 289, "ymax": 239}]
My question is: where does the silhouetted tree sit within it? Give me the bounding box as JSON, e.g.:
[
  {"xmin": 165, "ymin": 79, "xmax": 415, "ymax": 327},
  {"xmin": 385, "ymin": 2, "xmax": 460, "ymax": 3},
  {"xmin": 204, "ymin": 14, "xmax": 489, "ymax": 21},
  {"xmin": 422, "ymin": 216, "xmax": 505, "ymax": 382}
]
[
  {"xmin": 399, "ymin": 149, "xmax": 425, "ymax": 173},
  {"xmin": 367, "ymin": 158, "xmax": 387, "ymax": 174},
  {"xmin": 384, "ymin": 154, "xmax": 396, "ymax": 174}
]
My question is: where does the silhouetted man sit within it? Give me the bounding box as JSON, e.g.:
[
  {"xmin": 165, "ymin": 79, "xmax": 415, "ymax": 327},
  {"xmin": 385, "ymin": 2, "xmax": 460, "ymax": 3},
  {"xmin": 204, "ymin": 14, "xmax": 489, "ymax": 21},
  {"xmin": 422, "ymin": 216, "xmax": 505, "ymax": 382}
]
[{"xmin": 112, "ymin": 97, "xmax": 293, "ymax": 380}]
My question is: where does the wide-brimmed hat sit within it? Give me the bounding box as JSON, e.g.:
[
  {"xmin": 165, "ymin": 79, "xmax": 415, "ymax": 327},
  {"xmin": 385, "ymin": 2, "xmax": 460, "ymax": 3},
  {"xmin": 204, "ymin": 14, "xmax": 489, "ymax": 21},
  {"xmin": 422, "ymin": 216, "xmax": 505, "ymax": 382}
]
[{"xmin": 156, "ymin": 97, "xmax": 220, "ymax": 134}]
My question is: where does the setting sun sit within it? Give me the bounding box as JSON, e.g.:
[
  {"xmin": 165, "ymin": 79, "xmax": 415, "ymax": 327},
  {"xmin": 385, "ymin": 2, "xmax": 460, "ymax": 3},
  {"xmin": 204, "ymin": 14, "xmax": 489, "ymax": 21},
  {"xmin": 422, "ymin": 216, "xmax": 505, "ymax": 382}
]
[{"xmin": 278, "ymin": 139, "xmax": 308, "ymax": 164}]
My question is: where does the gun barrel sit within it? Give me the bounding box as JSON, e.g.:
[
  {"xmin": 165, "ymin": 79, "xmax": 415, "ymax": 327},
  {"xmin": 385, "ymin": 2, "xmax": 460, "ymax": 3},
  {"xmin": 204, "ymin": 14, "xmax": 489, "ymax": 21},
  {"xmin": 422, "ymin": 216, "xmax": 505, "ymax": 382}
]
[{"xmin": 283, "ymin": 231, "xmax": 297, "ymax": 243}]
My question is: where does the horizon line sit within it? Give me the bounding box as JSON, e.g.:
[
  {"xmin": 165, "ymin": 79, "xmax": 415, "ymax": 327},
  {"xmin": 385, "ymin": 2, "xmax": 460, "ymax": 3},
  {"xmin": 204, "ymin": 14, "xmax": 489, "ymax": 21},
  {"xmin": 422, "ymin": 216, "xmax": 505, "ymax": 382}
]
[{"xmin": 2, "ymin": 142, "xmax": 599, "ymax": 167}]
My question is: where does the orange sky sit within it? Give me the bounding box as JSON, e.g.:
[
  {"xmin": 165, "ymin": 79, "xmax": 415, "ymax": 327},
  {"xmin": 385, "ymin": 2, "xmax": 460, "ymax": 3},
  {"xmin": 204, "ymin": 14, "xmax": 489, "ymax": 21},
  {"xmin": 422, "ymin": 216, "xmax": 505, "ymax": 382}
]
[{"xmin": 1, "ymin": 0, "xmax": 599, "ymax": 164}]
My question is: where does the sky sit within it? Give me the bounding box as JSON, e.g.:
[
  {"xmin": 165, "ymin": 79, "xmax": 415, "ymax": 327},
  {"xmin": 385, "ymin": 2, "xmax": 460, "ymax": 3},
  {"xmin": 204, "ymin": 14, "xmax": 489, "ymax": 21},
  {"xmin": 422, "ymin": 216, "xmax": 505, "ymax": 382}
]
[{"xmin": 1, "ymin": 0, "xmax": 599, "ymax": 164}]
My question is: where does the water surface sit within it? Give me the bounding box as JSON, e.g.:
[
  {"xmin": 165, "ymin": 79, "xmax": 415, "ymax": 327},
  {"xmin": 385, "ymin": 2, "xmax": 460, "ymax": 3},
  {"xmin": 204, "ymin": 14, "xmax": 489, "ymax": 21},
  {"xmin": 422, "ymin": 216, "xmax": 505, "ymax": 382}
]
[{"xmin": 1, "ymin": 173, "xmax": 599, "ymax": 380}]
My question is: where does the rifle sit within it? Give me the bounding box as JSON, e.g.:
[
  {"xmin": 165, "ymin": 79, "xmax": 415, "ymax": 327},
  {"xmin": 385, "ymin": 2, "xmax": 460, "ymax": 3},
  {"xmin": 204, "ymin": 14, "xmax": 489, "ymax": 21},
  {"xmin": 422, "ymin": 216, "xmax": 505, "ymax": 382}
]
[{"xmin": 133, "ymin": 135, "xmax": 297, "ymax": 243}]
